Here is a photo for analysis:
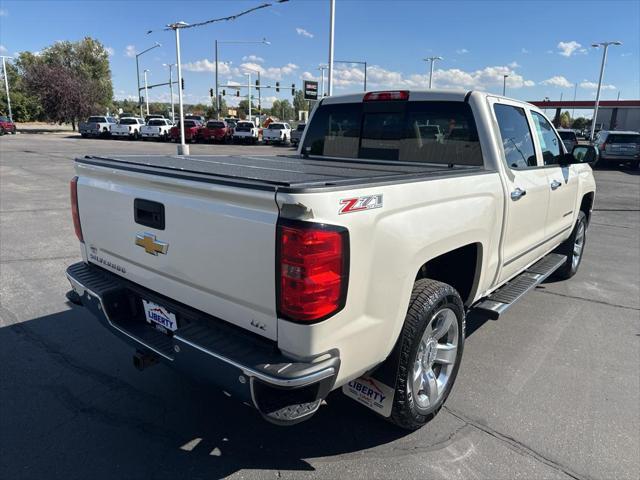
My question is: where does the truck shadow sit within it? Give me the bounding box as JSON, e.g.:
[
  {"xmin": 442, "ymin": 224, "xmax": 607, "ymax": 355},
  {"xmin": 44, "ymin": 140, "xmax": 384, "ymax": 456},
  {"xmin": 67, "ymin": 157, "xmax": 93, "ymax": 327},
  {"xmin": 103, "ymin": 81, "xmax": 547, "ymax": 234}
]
[{"xmin": 1, "ymin": 306, "xmax": 435, "ymax": 479}]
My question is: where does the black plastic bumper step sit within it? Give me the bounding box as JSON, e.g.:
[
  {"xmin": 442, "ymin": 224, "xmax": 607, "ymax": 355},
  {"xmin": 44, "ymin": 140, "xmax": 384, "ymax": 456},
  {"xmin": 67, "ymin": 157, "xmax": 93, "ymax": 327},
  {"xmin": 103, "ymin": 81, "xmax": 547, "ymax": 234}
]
[{"xmin": 473, "ymin": 253, "xmax": 566, "ymax": 319}]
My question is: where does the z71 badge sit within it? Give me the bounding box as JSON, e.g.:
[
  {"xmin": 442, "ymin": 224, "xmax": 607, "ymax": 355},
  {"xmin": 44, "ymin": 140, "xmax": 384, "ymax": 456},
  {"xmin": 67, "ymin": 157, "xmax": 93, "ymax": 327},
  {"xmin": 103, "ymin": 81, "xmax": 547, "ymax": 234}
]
[{"xmin": 339, "ymin": 194, "xmax": 383, "ymax": 214}]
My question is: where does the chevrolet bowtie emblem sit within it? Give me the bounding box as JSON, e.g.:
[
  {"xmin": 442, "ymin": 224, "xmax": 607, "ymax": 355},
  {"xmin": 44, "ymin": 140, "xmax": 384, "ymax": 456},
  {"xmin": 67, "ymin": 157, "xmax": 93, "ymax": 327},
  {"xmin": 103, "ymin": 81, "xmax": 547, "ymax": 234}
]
[{"xmin": 135, "ymin": 233, "xmax": 169, "ymax": 255}]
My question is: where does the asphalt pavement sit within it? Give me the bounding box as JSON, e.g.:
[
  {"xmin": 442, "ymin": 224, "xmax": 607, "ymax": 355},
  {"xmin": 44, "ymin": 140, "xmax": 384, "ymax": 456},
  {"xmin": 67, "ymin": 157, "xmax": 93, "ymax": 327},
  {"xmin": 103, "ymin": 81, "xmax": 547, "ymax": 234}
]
[{"xmin": 0, "ymin": 133, "xmax": 638, "ymax": 480}]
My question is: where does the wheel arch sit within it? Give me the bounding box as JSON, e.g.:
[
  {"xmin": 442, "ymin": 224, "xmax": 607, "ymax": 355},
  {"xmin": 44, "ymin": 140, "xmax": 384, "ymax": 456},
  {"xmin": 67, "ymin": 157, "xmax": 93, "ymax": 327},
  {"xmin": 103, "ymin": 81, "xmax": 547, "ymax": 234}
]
[
  {"xmin": 580, "ymin": 191, "xmax": 595, "ymax": 226},
  {"xmin": 415, "ymin": 242, "xmax": 483, "ymax": 307}
]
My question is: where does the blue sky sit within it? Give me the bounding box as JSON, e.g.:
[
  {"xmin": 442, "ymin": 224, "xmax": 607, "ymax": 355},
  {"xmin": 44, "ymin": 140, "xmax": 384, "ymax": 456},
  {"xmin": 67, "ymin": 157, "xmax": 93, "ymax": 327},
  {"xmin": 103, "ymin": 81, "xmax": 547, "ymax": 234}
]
[{"xmin": 1, "ymin": 0, "xmax": 638, "ymax": 114}]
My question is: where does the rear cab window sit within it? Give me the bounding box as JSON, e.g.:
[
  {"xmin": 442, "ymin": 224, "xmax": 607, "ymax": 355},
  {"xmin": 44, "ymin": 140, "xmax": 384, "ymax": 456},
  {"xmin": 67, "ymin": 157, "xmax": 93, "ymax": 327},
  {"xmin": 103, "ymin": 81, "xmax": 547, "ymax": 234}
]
[
  {"xmin": 207, "ymin": 122, "xmax": 226, "ymax": 128},
  {"xmin": 607, "ymin": 134, "xmax": 640, "ymax": 144},
  {"xmin": 302, "ymin": 99, "xmax": 483, "ymax": 166},
  {"xmin": 88, "ymin": 116, "xmax": 105, "ymax": 123},
  {"xmin": 558, "ymin": 131, "xmax": 577, "ymax": 141}
]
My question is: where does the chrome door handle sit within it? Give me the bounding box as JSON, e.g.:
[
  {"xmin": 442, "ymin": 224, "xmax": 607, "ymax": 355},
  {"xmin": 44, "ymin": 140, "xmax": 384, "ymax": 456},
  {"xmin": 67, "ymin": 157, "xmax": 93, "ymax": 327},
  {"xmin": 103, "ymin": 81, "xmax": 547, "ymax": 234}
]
[
  {"xmin": 550, "ymin": 180, "xmax": 562, "ymax": 190},
  {"xmin": 510, "ymin": 188, "xmax": 527, "ymax": 201}
]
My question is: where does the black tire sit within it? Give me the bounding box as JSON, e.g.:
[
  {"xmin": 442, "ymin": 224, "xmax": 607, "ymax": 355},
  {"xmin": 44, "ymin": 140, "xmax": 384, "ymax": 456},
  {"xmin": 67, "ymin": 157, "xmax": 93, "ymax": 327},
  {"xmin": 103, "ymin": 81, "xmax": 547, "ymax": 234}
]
[
  {"xmin": 388, "ymin": 279, "xmax": 465, "ymax": 430},
  {"xmin": 553, "ymin": 210, "xmax": 587, "ymax": 280}
]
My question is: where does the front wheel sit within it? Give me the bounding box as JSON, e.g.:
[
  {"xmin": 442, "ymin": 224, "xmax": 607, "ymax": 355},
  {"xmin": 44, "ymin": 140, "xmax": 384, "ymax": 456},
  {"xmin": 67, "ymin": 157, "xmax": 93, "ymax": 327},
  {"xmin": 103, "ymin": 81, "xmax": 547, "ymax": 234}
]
[
  {"xmin": 388, "ymin": 279, "xmax": 465, "ymax": 430},
  {"xmin": 553, "ymin": 210, "xmax": 587, "ymax": 279}
]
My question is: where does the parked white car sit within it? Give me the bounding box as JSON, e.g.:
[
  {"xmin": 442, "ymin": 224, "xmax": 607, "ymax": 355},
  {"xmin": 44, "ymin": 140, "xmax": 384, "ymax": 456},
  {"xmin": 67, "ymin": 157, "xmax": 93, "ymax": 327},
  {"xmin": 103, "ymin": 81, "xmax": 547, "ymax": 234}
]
[
  {"xmin": 263, "ymin": 122, "xmax": 292, "ymax": 145},
  {"xmin": 232, "ymin": 121, "xmax": 260, "ymax": 144},
  {"xmin": 67, "ymin": 90, "xmax": 596, "ymax": 429},
  {"xmin": 141, "ymin": 119, "xmax": 173, "ymax": 141},
  {"xmin": 79, "ymin": 116, "xmax": 117, "ymax": 138},
  {"xmin": 111, "ymin": 117, "xmax": 145, "ymax": 140}
]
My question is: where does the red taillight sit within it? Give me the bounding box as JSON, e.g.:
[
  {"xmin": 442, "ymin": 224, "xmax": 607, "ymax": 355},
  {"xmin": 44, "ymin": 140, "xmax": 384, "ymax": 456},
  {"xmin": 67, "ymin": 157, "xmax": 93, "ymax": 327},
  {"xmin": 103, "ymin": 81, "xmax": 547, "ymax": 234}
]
[
  {"xmin": 70, "ymin": 176, "xmax": 83, "ymax": 243},
  {"xmin": 277, "ymin": 220, "xmax": 349, "ymax": 323},
  {"xmin": 363, "ymin": 90, "xmax": 409, "ymax": 102}
]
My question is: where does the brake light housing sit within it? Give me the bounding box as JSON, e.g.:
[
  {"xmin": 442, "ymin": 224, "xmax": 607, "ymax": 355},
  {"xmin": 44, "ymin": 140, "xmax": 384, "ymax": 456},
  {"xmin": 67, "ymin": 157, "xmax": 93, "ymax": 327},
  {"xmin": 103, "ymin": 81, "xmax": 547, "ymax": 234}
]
[
  {"xmin": 277, "ymin": 220, "xmax": 349, "ymax": 323},
  {"xmin": 364, "ymin": 90, "xmax": 409, "ymax": 102},
  {"xmin": 70, "ymin": 176, "xmax": 83, "ymax": 243}
]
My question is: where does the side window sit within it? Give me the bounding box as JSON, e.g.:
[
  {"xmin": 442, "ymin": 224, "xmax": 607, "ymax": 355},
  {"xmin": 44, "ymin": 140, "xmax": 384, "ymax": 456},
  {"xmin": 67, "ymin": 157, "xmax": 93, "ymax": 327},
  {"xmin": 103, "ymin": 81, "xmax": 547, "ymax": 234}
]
[
  {"xmin": 531, "ymin": 112, "xmax": 563, "ymax": 165},
  {"xmin": 493, "ymin": 104, "xmax": 537, "ymax": 169}
]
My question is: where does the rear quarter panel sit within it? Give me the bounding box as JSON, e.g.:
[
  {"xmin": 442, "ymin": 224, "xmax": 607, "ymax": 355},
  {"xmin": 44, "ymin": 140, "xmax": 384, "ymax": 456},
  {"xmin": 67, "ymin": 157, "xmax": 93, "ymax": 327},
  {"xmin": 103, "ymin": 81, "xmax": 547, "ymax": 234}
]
[{"xmin": 276, "ymin": 171, "xmax": 504, "ymax": 386}]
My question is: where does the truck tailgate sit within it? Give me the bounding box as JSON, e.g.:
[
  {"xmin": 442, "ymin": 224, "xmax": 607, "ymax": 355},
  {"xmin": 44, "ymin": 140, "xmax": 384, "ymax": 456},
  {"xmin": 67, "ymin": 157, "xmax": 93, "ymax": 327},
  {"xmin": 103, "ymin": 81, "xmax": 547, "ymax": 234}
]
[{"xmin": 75, "ymin": 161, "xmax": 280, "ymax": 340}]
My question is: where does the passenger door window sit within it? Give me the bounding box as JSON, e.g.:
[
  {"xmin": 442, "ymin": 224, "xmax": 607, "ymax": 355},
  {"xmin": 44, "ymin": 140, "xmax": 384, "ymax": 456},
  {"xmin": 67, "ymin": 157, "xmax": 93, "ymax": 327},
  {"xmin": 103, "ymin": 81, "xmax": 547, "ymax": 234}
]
[
  {"xmin": 531, "ymin": 112, "xmax": 563, "ymax": 165},
  {"xmin": 493, "ymin": 104, "xmax": 537, "ymax": 169}
]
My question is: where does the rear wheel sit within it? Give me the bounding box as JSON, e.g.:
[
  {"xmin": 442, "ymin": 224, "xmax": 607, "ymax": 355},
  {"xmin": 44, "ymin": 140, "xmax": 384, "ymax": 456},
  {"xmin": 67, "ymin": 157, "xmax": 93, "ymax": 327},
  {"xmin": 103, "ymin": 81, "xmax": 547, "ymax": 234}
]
[
  {"xmin": 554, "ymin": 210, "xmax": 587, "ymax": 279},
  {"xmin": 388, "ymin": 279, "xmax": 465, "ymax": 430}
]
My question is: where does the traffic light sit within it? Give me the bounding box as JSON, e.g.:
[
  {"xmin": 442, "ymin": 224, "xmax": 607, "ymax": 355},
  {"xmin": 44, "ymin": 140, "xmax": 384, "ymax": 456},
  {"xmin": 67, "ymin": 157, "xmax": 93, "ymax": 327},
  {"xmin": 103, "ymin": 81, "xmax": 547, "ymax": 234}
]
[
  {"xmin": 181, "ymin": 78, "xmax": 184, "ymax": 90},
  {"xmin": 255, "ymin": 79, "xmax": 260, "ymax": 87},
  {"xmin": 276, "ymin": 82, "xmax": 280, "ymax": 93},
  {"xmin": 236, "ymin": 90, "xmax": 240, "ymax": 97},
  {"xmin": 209, "ymin": 88, "xmax": 213, "ymax": 97},
  {"xmin": 222, "ymin": 89, "xmax": 226, "ymax": 96},
  {"xmin": 291, "ymin": 83, "xmax": 295, "ymax": 96}
]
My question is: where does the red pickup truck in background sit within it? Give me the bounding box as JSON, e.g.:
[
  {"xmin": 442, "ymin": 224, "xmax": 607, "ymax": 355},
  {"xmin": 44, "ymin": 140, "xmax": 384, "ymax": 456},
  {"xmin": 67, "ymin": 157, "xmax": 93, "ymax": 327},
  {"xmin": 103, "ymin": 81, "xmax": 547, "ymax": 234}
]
[
  {"xmin": 0, "ymin": 116, "xmax": 17, "ymax": 135},
  {"xmin": 169, "ymin": 120, "xmax": 202, "ymax": 143},
  {"xmin": 200, "ymin": 120, "xmax": 232, "ymax": 143}
]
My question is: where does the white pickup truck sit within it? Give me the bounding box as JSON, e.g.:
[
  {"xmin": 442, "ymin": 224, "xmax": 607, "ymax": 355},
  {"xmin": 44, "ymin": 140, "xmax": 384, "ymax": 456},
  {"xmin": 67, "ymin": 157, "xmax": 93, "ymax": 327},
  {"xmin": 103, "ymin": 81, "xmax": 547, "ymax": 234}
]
[
  {"xmin": 111, "ymin": 117, "xmax": 145, "ymax": 140},
  {"xmin": 141, "ymin": 118, "xmax": 173, "ymax": 141},
  {"xmin": 263, "ymin": 122, "xmax": 292, "ymax": 145},
  {"xmin": 66, "ymin": 90, "xmax": 596, "ymax": 429},
  {"xmin": 232, "ymin": 121, "xmax": 260, "ymax": 144},
  {"xmin": 79, "ymin": 116, "xmax": 117, "ymax": 138}
]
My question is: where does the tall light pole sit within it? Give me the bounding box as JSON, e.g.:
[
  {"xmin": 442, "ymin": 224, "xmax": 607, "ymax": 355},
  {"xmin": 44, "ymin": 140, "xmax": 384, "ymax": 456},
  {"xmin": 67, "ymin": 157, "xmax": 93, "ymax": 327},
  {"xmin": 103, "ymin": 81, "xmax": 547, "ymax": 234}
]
[
  {"xmin": 168, "ymin": 21, "xmax": 189, "ymax": 155},
  {"xmin": 590, "ymin": 41, "xmax": 622, "ymax": 141},
  {"xmin": 215, "ymin": 38, "xmax": 269, "ymax": 119},
  {"xmin": 572, "ymin": 82, "xmax": 578, "ymax": 119},
  {"xmin": 244, "ymin": 72, "xmax": 252, "ymax": 120},
  {"xmin": 143, "ymin": 69, "xmax": 150, "ymax": 116},
  {"xmin": 423, "ymin": 56, "xmax": 443, "ymax": 89},
  {"xmin": 243, "ymin": 66, "xmax": 261, "ymax": 118},
  {"xmin": 163, "ymin": 63, "xmax": 175, "ymax": 121},
  {"xmin": 318, "ymin": 64, "xmax": 328, "ymax": 97},
  {"xmin": 1, "ymin": 56, "xmax": 14, "ymax": 122},
  {"xmin": 502, "ymin": 74, "xmax": 509, "ymax": 96},
  {"xmin": 327, "ymin": 0, "xmax": 335, "ymax": 96},
  {"xmin": 135, "ymin": 42, "xmax": 161, "ymax": 118}
]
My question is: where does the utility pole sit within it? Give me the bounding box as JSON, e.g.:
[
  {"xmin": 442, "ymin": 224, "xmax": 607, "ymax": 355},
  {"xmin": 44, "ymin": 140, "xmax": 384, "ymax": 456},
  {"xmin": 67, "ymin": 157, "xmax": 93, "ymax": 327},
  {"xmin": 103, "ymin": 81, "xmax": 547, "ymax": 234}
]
[
  {"xmin": 590, "ymin": 41, "xmax": 622, "ymax": 141},
  {"xmin": 163, "ymin": 63, "xmax": 175, "ymax": 122},
  {"xmin": 215, "ymin": 39, "xmax": 219, "ymax": 119},
  {"xmin": 1, "ymin": 56, "xmax": 14, "ymax": 122},
  {"xmin": 423, "ymin": 56, "xmax": 443, "ymax": 89},
  {"xmin": 169, "ymin": 21, "xmax": 189, "ymax": 155},
  {"xmin": 246, "ymin": 73, "xmax": 252, "ymax": 120},
  {"xmin": 327, "ymin": 0, "xmax": 335, "ymax": 96},
  {"xmin": 135, "ymin": 43, "xmax": 161, "ymax": 118},
  {"xmin": 143, "ymin": 69, "xmax": 150, "ymax": 116},
  {"xmin": 318, "ymin": 65, "xmax": 328, "ymax": 97},
  {"xmin": 572, "ymin": 82, "xmax": 577, "ymax": 119}
]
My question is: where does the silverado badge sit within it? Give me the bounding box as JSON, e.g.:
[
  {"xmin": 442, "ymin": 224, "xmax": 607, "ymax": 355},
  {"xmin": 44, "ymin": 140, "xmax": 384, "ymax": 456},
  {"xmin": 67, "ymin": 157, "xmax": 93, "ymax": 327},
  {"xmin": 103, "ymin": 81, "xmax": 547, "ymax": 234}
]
[{"xmin": 135, "ymin": 233, "xmax": 169, "ymax": 255}]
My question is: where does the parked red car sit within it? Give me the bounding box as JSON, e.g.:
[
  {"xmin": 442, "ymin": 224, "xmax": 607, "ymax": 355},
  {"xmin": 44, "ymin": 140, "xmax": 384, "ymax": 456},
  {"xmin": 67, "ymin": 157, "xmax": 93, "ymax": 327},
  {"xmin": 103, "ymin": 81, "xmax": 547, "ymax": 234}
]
[
  {"xmin": 0, "ymin": 116, "xmax": 16, "ymax": 135},
  {"xmin": 200, "ymin": 120, "xmax": 231, "ymax": 143},
  {"xmin": 169, "ymin": 120, "xmax": 202, "ymax": 143}
]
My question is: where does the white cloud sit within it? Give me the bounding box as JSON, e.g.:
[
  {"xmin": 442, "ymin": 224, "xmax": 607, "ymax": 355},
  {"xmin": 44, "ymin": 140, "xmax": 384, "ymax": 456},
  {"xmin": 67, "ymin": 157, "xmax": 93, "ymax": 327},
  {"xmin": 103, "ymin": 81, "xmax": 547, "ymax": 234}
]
[
  {"xmin": 621, "ymin": 52, "xmax": 633, "ymax": 57},
  {"xmin": 242, "ymin": 54, "xmax": 264, "ymax": 63},
  {"xmin": 105, "ymin": 46, "xmax": 115, "ymax": 56},
  {"xmin": 557, "ymin": 41, "xmax": 581, "ymax": 57},
  {"xmin": 580, "ymin": 80, "xmax": 616, "ymax": 90},
  {"xmin": 301, "ymin": 71, "xmax": 319, "ymax": 81},
  {"xmin": 521, "ymin": 48, "xmax": 530, "ymax": 54},
  {"xmin": 508, "ymin": 61, "xmax": 520, "ymax": 68},
  {"xmin": 0, "ymin": 45, "xmax": 7, "ymax": 54},
  {"xmin": 182, "ymin": 59, "xmax": 232, "ymax": 75},
  {"xmin": 124, "ymin": 45, "xmax": 137, "ymax": 58},
  {"xmin": 456, "ymin": 48, "xmax": 469, "ymax": 54},
  {"xmin": 295, "ymin": 27, "xmax": 314, "ymax": 38},
  {"xmin": 0, "ymin": 8, "xmax": 7, "ymax": 16},
  {"xmin": 329, "ymin": 63, "xmax": 535, "ymax": 91},
  {"xmin": 541, "ymin": 76, "xmax": 573, "ymax": 88},
  {"xmin": 238, "ymin": 62, "xmax": 299, "ymax": 80}
]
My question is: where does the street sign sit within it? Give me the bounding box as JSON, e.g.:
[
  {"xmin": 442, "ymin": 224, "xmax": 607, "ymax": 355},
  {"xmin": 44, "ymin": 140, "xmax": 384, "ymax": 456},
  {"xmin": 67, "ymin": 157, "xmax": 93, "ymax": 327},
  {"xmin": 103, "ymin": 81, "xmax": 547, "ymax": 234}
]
[{"xmin": 303, "ymin": 80, "xmax": 318, "ymax": 101}]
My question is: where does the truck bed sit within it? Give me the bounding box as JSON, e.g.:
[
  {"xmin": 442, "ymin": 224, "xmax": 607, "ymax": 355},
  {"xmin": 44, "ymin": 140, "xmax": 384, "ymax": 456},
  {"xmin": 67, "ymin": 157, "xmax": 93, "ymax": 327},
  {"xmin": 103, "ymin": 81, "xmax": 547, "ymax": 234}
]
[{"xmin": 77, "ymin": 154, "xmax": 484, "ymax": 193}]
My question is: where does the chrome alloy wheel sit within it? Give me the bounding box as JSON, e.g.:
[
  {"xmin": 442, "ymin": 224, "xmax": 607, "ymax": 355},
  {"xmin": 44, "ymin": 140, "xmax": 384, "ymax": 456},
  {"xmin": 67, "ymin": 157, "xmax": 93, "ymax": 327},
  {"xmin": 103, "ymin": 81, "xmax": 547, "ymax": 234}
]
[
  {"xmin": 410, "ymin": 308, "xmax": 459, "ymax": 410},
  {"xmin": 572, "ymin": 221, "xmax": 585, "ymax": 270}
]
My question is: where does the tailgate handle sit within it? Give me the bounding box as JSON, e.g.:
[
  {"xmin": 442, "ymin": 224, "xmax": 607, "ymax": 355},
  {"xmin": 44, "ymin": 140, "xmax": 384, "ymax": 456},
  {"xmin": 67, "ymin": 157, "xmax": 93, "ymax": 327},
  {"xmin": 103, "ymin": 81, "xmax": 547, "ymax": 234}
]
[{"xmin": 134, "ymin": 199, "xmax": 165, "ymax": 230}]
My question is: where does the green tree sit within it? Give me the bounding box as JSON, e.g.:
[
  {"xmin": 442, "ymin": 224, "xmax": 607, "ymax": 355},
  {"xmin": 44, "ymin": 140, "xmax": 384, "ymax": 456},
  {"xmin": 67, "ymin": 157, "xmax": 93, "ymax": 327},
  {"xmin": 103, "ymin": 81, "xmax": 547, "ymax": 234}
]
[
  {"xmin": 238, "ymin": 99, "xmax": 257, "ymax": 119},
  {"xmin": 559, "ymin": 111, "xmax": 571, "ymax": 128},
  {"xmin": 0, "ymin": 54, "xmax": 43, "ymax": 122},
  {"xmin": 292, "ymin": 89, "xmax": 307, "ymax": 116},
  {"xmin": 572, "ymin": 117, "xmax": 589, "ymax": 130},
  {"xmin": 22, "ymin": 37, "xmax": 113, "ymax": 129}
]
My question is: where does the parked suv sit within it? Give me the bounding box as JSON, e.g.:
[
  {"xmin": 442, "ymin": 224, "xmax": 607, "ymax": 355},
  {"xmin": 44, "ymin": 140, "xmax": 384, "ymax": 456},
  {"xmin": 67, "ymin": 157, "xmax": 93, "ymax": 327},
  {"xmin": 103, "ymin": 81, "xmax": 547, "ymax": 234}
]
[
  {"xmin": 0, "ymin": 116, "xmax": 16, "ymax": 135},
  {"xmin": 593, "ymin": 130, "xmax": 640, "ymax": 169},
  {"xmin": 557, "ymin": 129, "xmax": 578, "ymax": 152}
]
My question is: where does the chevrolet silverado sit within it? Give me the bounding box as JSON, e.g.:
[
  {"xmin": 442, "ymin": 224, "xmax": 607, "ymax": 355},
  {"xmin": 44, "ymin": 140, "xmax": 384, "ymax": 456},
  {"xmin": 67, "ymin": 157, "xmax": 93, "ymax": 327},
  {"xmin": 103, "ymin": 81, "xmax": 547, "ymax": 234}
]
[{"xmin": 66, "ymin": 90, "xmax": 596, "ymax": 429}]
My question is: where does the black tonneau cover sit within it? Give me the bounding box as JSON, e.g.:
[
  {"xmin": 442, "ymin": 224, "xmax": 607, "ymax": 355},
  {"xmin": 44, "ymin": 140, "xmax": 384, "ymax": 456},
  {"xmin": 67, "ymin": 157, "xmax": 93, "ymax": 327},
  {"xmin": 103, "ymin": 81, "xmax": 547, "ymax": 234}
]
[{"xmin": 77, "ymin": 154, "xmax": 484, "ymax": 193}]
